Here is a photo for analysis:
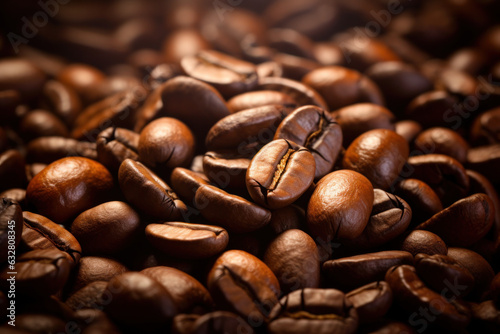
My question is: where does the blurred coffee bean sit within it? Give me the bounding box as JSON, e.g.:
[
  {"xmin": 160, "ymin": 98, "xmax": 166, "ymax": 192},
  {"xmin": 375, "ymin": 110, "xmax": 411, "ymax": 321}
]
[
  {"xmin": 405, "ymin": 90, "xmax": 461, "ymax": 129},
  {"xmin": 0, "ymin": 198, "xmax": 23, "ymax": 262},
  {"xmin": 41, "ymin": 80, "xmax": 82, "ymax": 126},
  {"xmin": 470, "ymin": 107, "xmax": 500, "ymax": 146},
  {"xmin": 0, "ymin": 150, "xmax": 27, "ymax": 192},
  {"xmin": 413, "ymin": 127, "xmax": 469, "ymax": 164},
  {"xmin": 392, "ymin": 230, "xmax": 448, "ymax": 256},
  {"xmin": 56, "ymin": 64, "xmax": 106, "ymax": 104},
  {"xmin": 394, "ymin": 120, "xmax": 423, "ymax": 144},
  {"xmin": 227, "ymin": 90, "xmax": 297, "ymax": 113},
  {"xmin": 20, "ymin": 109, "xmax": 69, "ymax": 141},
  {"xmin": 26, "ymin": 137, "xmax": 97, "ymax": 164},
  {"xmin": 466, "ymin": 144, "xmax": 500, "ymax": 184},
  {"xmin": 0, "ymin": 58, "xmax": 46, "ymax": 102}
]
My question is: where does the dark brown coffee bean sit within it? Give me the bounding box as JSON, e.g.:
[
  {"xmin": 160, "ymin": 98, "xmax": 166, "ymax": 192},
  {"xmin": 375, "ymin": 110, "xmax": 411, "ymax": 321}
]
[
  {"xmin": 26, "ymin": 137, "xmax": 98, "ymax": 164},
  {"xmin": 392, "ymin": 230, "xmax": 448, "ymax": 256},
  {"xmin": 227, "ymin": 90, "xmax": 297, "ymax": 114},
  {"xmin": 71, "ymin": 201, "xmax": 141, "ymax": 256},
  {"xmin": 332, "ymin": 103, "xmax": 395, "ymax": 147},
  {"xmin": 358, "ymin": 319, "xmax": 416, "ymax": 334},
  {"xmin": 20, "ymin": 109, "xmax": 69, "ymax": 141},
  {"xmin": 394, "ymin": 178, "xmax": 443, "ymax": 226},
  {"xmin": 0, "ymin": 150, "xmax": 27, "ymax": 192},
  {"xmin": 274, "ymin": 105, "xmax": 342, "ymax": 179},
  {"xmin": 170, "ymin": 167, "xmax": 210, "ymax": 204},
  {"xmin": 14, "ymin": 313, "xmax": 67, "ymax": 334},
  {"xmin": 65, "ymin": 281, "xmax": 109, "ymax": 311},
  {"xmin": 0, "ymin": 198, "xmax": 23, "ymax": 262},
  {"xmin": 75, "ymin": 309, "xmax": 122, "ymax": 334},
  {"xmin": 302, "ymin": 66, "xmax": 384, "ymax": 111},
  {"xmin": 385, "ymin": 265, "xmax": 471, "ymax": 331},
  {"xmin": 145, "ymin": 222, "xmax": 228, "ymax": 259},
  {"xmin": 181, "ymin": 50, "xmax": 258, "ymax": 99},
  {"xmin": 470, "ymin": 107, "xmax": 500, "ymax": 146},
  {"xmin": 272, "ymin": 52, "xmax": 321, "ymax": 81},
  {"xmin": 25, "ymin": 163, "xmax": 47, "ymax": 183},
  {"xmin": 208, "ymin": 250, "xmax": 280, "ymax": 323},
  {"xmin": 406, "ymin": 90, "xmax": 461, "ymax": 129},
  {"xmin": 268, "ymin": 288, "xmax": 358, "ymax": 334},
  {"xmin": 26, "ymin": 157, "xmax": 113, "ymax": 224},
  {"xmin": 435, "ymin": 69, "xmax": 479, "ymax": 98},
  {"xmin": 468, "ymin": 300, "xmax": 500, "ymax": 334},
  {"xmin": 0, "ymin": 249, "xmax": 70, "ymax": 297},
  {"xmin": 22, "ymin": 211, "xmax": 81, "ymax": 266},
  {"xmin": 0, "ymin": 58, "xmax": 46, "ymax": 101},
  {"xmin": 343, "ymin": 129, "xmax": 409, "ymax": 190},
  {"xmin": 466, "ymin": 144, "xmax": 500, "ymax": 184},
  {"xmin": 141, "ymin": 266, "xmax": 213, "ymax": 314},
  {"xmin": 346, "ymin": 281, "xmax": 393, "ymax": 324},
  {"xmin": 205, "ymin": 105, "xmax": 290, "ymax": 151},
  {"xmin": 203, "ymin": 150, "xmax": 252, "ymax": 189},
  {"xmin": 104, "ymin": 272, "xmax": 177, "ymax": 331},
  {"xmin": 56, "ymin": 64, "xmax": 106, "ymax": 104},
  {"xmin": 41, "ymin": 80, "xmax": 82, "ymax": 126},
  {"xmin": 0, "ymin": 189, "xmax": 26, "ymax": 208},
  {"xmin": 195, "ymin": 185, "xmax": 271, "ymax": 233},
  {"xmin": 118, "ymin": 159, "xmax": 187, "ymax": 221},
  {"xmin": 467, "ymin": 170, "xmax": 500, "ymax": 239},
  {"xmin": 138, "ymin": 117, "xmax": 195, "ymax": 170},
  {"xmin": 394, "ymin": 120, "xmax": 423, "ymax": 144},
  {"xmin": 416, "ymin": 193, "xmax": 494, "ymax": 247},
  {"xmin": 406, "ymin": 154, "xmax": 470, "ymax": 207},
  {"xmin": 323, "ymin": 251, "xmax": 413, "ymax": 292},
  {"xmin": 162, "ymin": 28, "xmax": 210, "ymax": 63},
  {"xmin": 413, "ymin": 127, "xmax": 469, "ymax": 164},
  {"xmin": 263, "ymin": 229, "xmax": 320, "ymax": 293},
  {"xmin": 246, "ymin": 139, "xmax": 315, "ymax": 209},
  {"xmin": 307, "ymin": 170, "xmax": 374, "ymax": 242},
  {"xmin": 172, "ymin": 311, "xmax": 254, "ymax": 334},
  {"xmin": 268, "ymin": 205, "xmax": 305, "ymax": 236},
  {"xmin": 447, "ymin": 48, "xmax": 490, "ymax": 76},
  {"xmin": 96, "ymin": 127, "xmax": 139, "ymax": 174}
]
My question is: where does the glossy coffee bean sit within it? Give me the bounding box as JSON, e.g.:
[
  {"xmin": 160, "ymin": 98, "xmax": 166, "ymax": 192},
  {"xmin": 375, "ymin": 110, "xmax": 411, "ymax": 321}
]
[
  {"xmin": 385, "ymin": 265, "xmax": 471, "ymax": 331},
  {"xmin": 302, "ymin": 66, "xmax": 384, "ymax": 110},
  {"xmin": 20, "ymin": 109, "xmax": 69, "ymax": 141},
  {"xmin": 416, "ymin": 194, "xmax": 494, "ymax": 247},
  {"xmin": 71, "ymin": 201, "xmax": 141, "ymax": 255},
  {"xmin": 343, "ymin": 129, "xmax": 409, "ymax": 190},
  {"xmin": 56, "ymin": 64, "xmax": 106, "ymax": 103},
  {"xmin": 274, "ymin": 105, "xmax": 342, "ymax": 179},
  {"xmin": 0, "ymin": 58, "xmax": 46, "ymax": 101},
  {"xmin": 394, "ymin": 120, "xmax": 422, "ymax": 144},
  {"xmin": 0, "ymin": 249, "xmax": 70, "ymax": 297},
  {"xmin": 323, "ymin": 251, "xmax": 413, "ymax": 291},
  {"xmin": 227, "ymin": 90, "xmax": 297, "ymax": 114},
  {"xmin": 467, "ymin": 170, "xmax": 500, "ymax": 234},
  {"xmin": 41, "ymin": 79, "xmax": 82, "ymax": 126},
  {"xmin": 0, "ymin": 189, "xmax": 26, "ymax": 208},
  {"xmin": 141, "ymin": 266, "xmax": 213, "ymax": 314},
  {"xmin": 346, "ymin": 281, "xmax": 393, "ymax": 324},
  {"xmin": 138, "ymin": 117, "xmax": 195, "ymax": 170},
  {"xmin": 246, "ymin": 139, "xmax": 315, "ymax": 209},
  {"xmin": 0, "ymin": 150, "xmax": 27, "ymax": 192},
  {"xmin": 96, "ymin": 127, "xmax": 140, "ymax": 174},
  {"xmin": 466, "ymin": 144, "xmax": 500, "ymax": 184},
  {"xmin": 145, "ymin": 222, "xmax": 228, "ymax": 259},
  {"xmin": 22, "ymin": 211, "xmax": 81, "ymax": 266},
  {"xmin": 104, "ymin": 272, "xmax": 177, "ymax": 331},
  {"xmin": 0, "ymin": 198, "xmax": 23, "ymax": 262},
  {"xmin": 195, "ymin": 185, "xmax": 271, "ymax": 233},
  {"xmin": 470, "ymin": 107, "xmax": 500, "ymax": 145},
  {"xmin": 307, "ymin": 170, "xmax": 374, "ymax": 242},
  {"xmin": 169, "ymin": 167, "xmax": 210, "ymax": 204},
  {"xmin": 413, "ymin": 127, "xmax": 469, "ymax": 164},
  {"xmin": 392, "ymin": 230, "xmax": 448, "ymax": 256},
  {"xmin": 263, "ymin": 229, "xmax": 320, "ymax": 293},
  {"xmin": 332, "ymin": 103, "xmax": 395, "ymax": 147},
  {"xmin": 26, "ymin": 137, "xmax": 98, "ymax": 164},
  {"xmin": 118, "ymin": 159, "xmax": 187, "ymax": 221},
  {"xmin": 203, "ymin": 150, "xmax": 252, "ymax": 189},
  {"xmin": 181, "ymin": 50, "xmax": 258, "ymax": 99},
  {"xmin": 162, "ymin": 28, "xmax": 210, "ymax": 64},
  {"xmin": 405, "ymin": 90, "xmax": 460, "ymax": 129},
  {"xmin": 267, "ymin": 288, "xmax": 358, "ymax": 334},
  {"xmin": 26, "ymin": 157, "xmax": 113, "ymax": 224},
  {"xmin": 208, "ymin": 250, "xmax": 280, "ymax": 322}
]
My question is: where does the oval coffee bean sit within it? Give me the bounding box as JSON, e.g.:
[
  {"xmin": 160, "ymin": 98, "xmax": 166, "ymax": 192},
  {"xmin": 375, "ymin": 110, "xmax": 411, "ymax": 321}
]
[
  {"xmin": 19, "ymin": 109, "xmax": 69, "ymax": 141},
  {"xmin": 274, "ymin": 105, "xmax": 342, "ymax": 179},
  {"xmin": 65, "ymin": 281, "xmax": 109, "ymax": 311},
  {"xmin": 170, "ymin": 167, "xmax": 210, "ymax": 204},
  {"xmin": 26, "ymin": 137, "xmax": 98, "ymax": 164},
  {"xmin": 0, "ymin": 58, "xmax": 46, "ymax": 101},
  {"xmin": 246, "ymin": 139, "xmax": 315, "ymax": 209},
  {"xmin": 413, "ymin": 127, "xmax": 469, "ymax": 164},
  {"xmin": 96, "ymin": 127, "xmax": 139, "ymax": 174},
  {"xmin": 346, "ymin": 281, "xmax": 393, "ymax": 324},
  {"xmin": 307, "ymin": 170, "xmax": 374, "ymax": 242},
  {"xmin": 42, "ymin": 79, "xmax": 82, "ymax": 126},
  {"xmin": 0, "ymin": 150, "xmax": 27, "ymax": 192},
  {"xmin": 203, "ymin": 150, "xmax": 252, "ymax": 189},
  {"xmin": 392, "ymin": 230, "xmax": 448, "ymax": 256},
  {"xmin": 0, "ymin": 198, "xmax": 23, "ymax": 262},
  {"xmin": 145, "ymin": 222, "xmax": 228, "ymax": 259},
  {"xmin": 227, "ymin": 90, "xmax": 297, "ymax": 114}
]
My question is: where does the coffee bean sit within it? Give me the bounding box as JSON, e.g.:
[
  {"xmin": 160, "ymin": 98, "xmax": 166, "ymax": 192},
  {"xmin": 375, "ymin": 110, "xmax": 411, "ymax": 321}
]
[
  {"xmin": 394, "ymin": 120, "xmax": 423, "ymax": 144},
  {"xmin": 0, "ymin": 189, "xmax": 26, "ymax": 208},
  {"xmin": 466, "ymin": 144, "xmax": 500, "ymax": 184},
  {"xmin": 392, "ymin": 230, "xmax": 448, "ymax": 256},
  {"xmin": 170, "ymin": 167, "xmax": 210, "ymax": 204},
  {"xmin": 413, "ymin": 127, "xmax": 469, "ymax": 164},
  {"xmin": 65, "ymin": 281, "xmax": 109, "ymax": 311},
  {"xmin": 96, "ymin": 127, "xmax": 139, "ymax": 174},
  {"xmin": 470, "ymin": 107, "xmax": 500, "ymax": 146},
  {"xmin": 26, "ymin": 137, "xmax": 98, "ymax": 164},
  {"xmin": 56, "ymin": 64, "xmax": 106, "ymax": 104},
  {"xmin": 0, "ymin": 150, "xmax": 27, "ymax": 192},
  {"xmin": 41, "ymin": 79, "xmax": 82, "ymax": 126},
  {"xmin": 0, "ymin": 198, "xmax": 23, "ymax": 262},
  {"xmin": 20, "ymin": 109, "xmax": 69, "ymax": 141},
  {"xmin": 0, "ymin": 58, "xmax": 46, "ymax": 101},
  {"xmin": 227, "ymin": 90, "xmax": 297, "ymax": 114},
  {"xmin": 203, "ymin": 150, "xmax": 252, "ymax": 189},
  {"xmin": 346, "ymin": 281, "xmax": 393, "ymax": 324}
]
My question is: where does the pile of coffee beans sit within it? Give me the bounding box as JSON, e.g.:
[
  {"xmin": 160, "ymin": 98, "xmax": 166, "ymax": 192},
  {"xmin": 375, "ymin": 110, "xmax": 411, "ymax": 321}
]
[{"xmin": 1, "ymin": 0, "xmax": 500, "ymax": 332}]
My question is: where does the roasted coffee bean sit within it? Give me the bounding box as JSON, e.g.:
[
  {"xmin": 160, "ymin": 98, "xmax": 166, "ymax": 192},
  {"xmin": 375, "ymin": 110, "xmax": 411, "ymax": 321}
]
[
  {"xmin": 435, "ymin": 69, "xmax": 479, "ymax": 98},
  {"xmin": 227, "ymin": 90, "xmax": 297, "ymax": 114},
  {"xmin": 145, "ymin": 222, "xmax": 228, "ymax": 259},
  {"xmin": 75, "ymin": 309, "xmax": 122, "ymax": 334},
  {"xmin": 203, "ymin": 150, "xmax": 252, "ymax": 189},
  {"xmin": 118, "ymin": 159, "xmax": 187, "ymax": 221},
  {"xmin": 470, "ymin": 107, "xmax": 500, "ymax": 145},
  {"xmin": 14, "ymin": 313, "xmax": 67, "ymax": 334},
  {"xmin": 41, "ymin": 80, "xmax": 82, "ymax": 126},
  {"xmin": 138, "ymin": 117, "xmax": 195, "ymax": 170},
  {"xmin": 405, "ymin": 90, "xmax": 461, "ymax": 129},
  {"xmin": 343, "ymin": 129, "xmax": 409, "ymax": 190},
  {"xmin": 96, "ymin": 127, "xmax": 140, "ymax": 174},
  {"xmin": 466, "ymin": 144, "xmax": 500, "ymax": 184},
  {"xmin": 25, "ymin": 163, "xmax": 47, "ymax": 183},
  {"xmin": 346, "ymin": 281, "xmax": 393, "ymax": 324},
  {"xmin": 205, "ymin": 105, "xmax": 290, "ymax": 151},
  {"xmin": 0, "ymin": 198, "xmax": 23, "ymax": 262},
  {"xmin": 65, "ymin": 281, "xmax": 109, "ymax": 311},
  {"xmin": 246, "ymin": 139, "xmax": 315, "ymax": 209},
  {"xmin": 0, "ymin": 189, "xmax": 26, "ymax": 208},
  {"xmin": 274, "ymin": 105, "xmax": 342, "ymax": 179},
  {"xmin": 272, "ymin": 52, "xmax": 321, "ymax": 81},
  {"xmin": 467, "ymin": 170, "xmax": 500, "ymax": 234},
  {"xmin": 195, "ymin": 185, "xmax": 271, "ymax": 233},
  {"xmin": 414, "ymin": 254, "xmax": 474, "ymax": 297},
  {"xmin": 26, "ymin": 137, "xmax": 98, "ymax": 164},
  {"xmin": 170, "ymin": 167, "xmax": 210, "ymax": 204},
  {"xmin": 392, "ymin": 230, "xmax": 448, "ymax": 256},
  {"xmin": 162, "ymin": 28, "xmax": 210, "ymax": 64},
  {"xmin": 342, "ymin": 189, "xmax": 412, "ymax": 251},
  {"xmin": 358, "ymin": 319, "xmax": 416, "ymax": 334},
  {"xmin": 0, "ymin": 150, "xmax": 27, "ymax": 192},
  {"xmin": 268, "ymin": 205, "xmax": 305, "ymax": 236},
  {"xmin": 56, "ymin": 64, "xmax": 106, "ymax": 104},
  {"xmin": 181, "ymin": 50, "xmax": 258, "ymax": 99},
  {"xmin": 267, "ymin": 288, "xmax": 359, "ymax": 334},
  {"xmin": 141, "ymin": 266, "xmax": 214, "ymax": 314},
  {"xmin": 0, "ymin": 249, "xmax": 70, "ymax": 297},
  {"xmin": 413, "ymin": 127, "xmax": 469, "ymax": 164},
  {"xmin": 19, "ymin": 109, "xmax": 69, "ymax": 141},
  {"xmin": 104, "ymin": 272, "xmax": 177, "ymax": 331},
  {"xmin": 394, "ymin": 120, "xmax": 423, "ymax": 144},
  {"xmin": 323, "ymin": 251, "xmax": 413, "ymax": 292},
  {"xmin": 415, "ymin": 194, "xmax": 494, "ymax": 247},
  {"xmin": 394, "ymin": 178, "xmax": 443, "ymax": 226},
  {"xmin": 26, "ymin": 157, "xmax": 113, "ymax": 224},
  {"xmin": 468, "ymin": 300, "xmax": 500, "ymax": 334},
  {"xmin": 263, "ymin": 229, "xmax": 320, "ymax": 293},
  {"xmin": 208, "ymin": 250, "xmax": 280, "ymax": 322},
  {"xmin": 302, "ymin": 66, "xmax": 384, "ymax": 110},
  {"xmin": 172, "ymin": 311, "xmax": 254, "ymax": 334},
  {"xmin": 0, "ymin": 58, "xmax": 46, "ymax": 101},
  {"xmin": 447, "ymin": 48, "xmax": 490, "ymax": 76},
  {"xmin": 406, "ymin": 154, "xmax": 470, "ymax": 207},
  {"xmin": 71, "ymin": 201, "xmax": 141, "ymax": 256},
  {"xmin": 385, "ymin": 265, "xmax": 471, "ymax": 331},
  {"xmin": 22, "ymin": 211, "xmax": 81, "ymax": 266},
  {"xmin": 307, "ymin": 170, "xmax": 374, "ymax": 242},
  {"xmin": 332, "ymin": 103, "xmax": 395, "ymax": 147}
]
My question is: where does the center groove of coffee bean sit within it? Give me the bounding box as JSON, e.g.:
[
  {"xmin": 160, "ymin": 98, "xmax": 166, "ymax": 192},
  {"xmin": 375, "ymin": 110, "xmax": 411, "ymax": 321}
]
[
  {"xmin": 222, "ymin": 265, "xmax": 262, "ymax": 304},
  {"xmin": 304, "ymin": 114, "xmax": 328, "ymax": 149},
  {"xmin": 269, "ymin": 149, "xmax": 294, "ymax": 191},
  {"xmin": 281, "ymin": 311, "xmax": 345, "ymax": 321}
]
